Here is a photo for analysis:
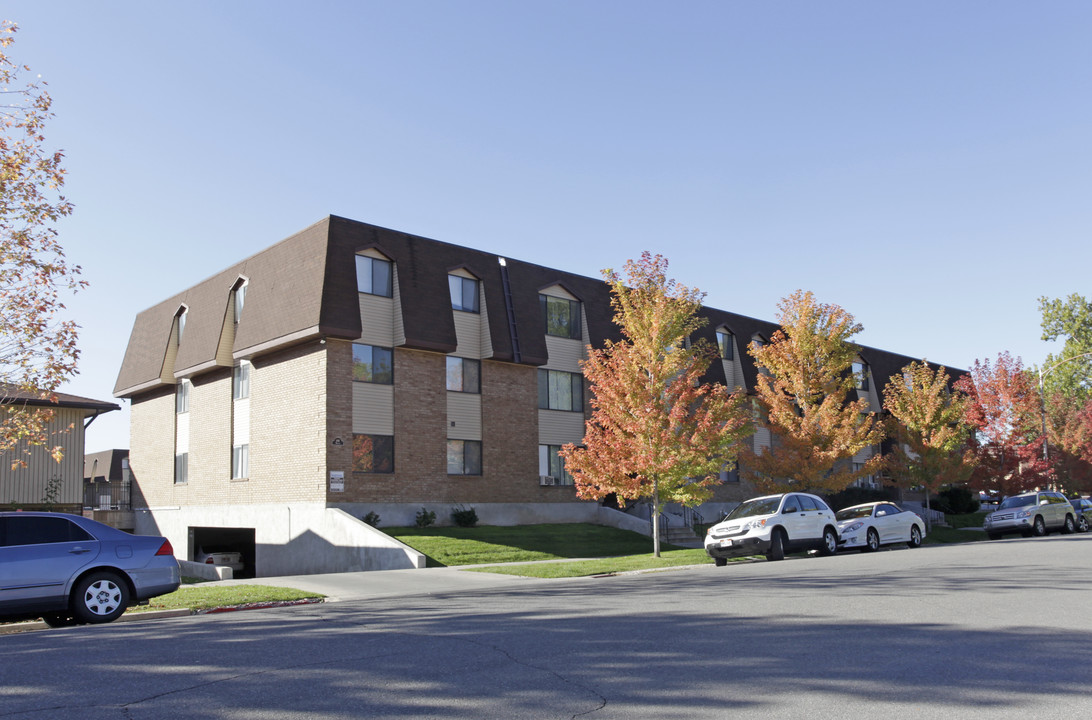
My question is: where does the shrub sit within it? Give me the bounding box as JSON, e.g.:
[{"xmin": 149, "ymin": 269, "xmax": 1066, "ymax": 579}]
[
  {"xmin": 415, "ymin": 507, "xmax": 436, "ymax": 528},
  {"xmin": 933, "ymin": 486, "xmax": 980, "ymax": 515},
  {"xmin": 362, "ymin": 511, "xmax": 380, "ymax": 527},
  {"xmin": 451, "ymin": 505, "xmax": 478, "ymax": 528}
]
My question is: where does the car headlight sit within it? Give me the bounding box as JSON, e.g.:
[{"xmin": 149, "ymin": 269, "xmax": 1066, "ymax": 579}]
[
  {"xmin": 745, "ymin": 518, "xmax": 768, "ymax": 531},
  {"xmin": 1016, "ymin": 509, "xmax": 1034, "ymax": 519},
  {"xmin": 841, "ymin": 522, "xmax": 864, "ymax": 533}
]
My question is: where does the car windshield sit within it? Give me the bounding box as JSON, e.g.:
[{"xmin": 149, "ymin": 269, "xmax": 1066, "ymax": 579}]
[
  {"xmin": 836, "ymin": 506, "xmax": 874, "ymax": 521},
  {"xmin": 725, "ymin": 497, "xmax": 782, "ymax": 520},
  {"xmin": 999, "ymin": 495, "xmax": 1035, "ymax": 510}
]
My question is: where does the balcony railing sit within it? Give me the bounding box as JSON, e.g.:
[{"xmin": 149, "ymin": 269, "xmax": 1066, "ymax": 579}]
[{"xmin": 83, "ymin": 482, "xmax": 131, "ymax": 511}]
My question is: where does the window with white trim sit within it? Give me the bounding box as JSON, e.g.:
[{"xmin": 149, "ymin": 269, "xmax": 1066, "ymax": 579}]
[
  {"xmin": 538, "ymin": 445, "xmax": 574, "ymax": 485},
  {"xmin": 540, "ymin": 295, "xmax": 582, "ymax": 339},
  {"xmin": 233, "ymin": 281, "xmax": 247, "ymax": 323},
  {"xmin": 176, "ymin": 379, "xmax": 191, "ymax": 414},
  {"xmin": 231, "ymin": 444, "xmax": 249, "ymax": 479},
  {"xmin": 716, "ymin": 330, "xmax": 734, "ymax": 360},
  {"xmin": 232, "ymin": 361, "xmax": 250, "ymax": 400},
  {"xmin": 174, "ymin": 452, "xmax": 188, "ymax": 485}
]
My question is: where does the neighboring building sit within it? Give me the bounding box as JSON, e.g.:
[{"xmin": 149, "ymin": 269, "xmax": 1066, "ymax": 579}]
[
  {"xmin": 84, "ymin": 449, "xmax": 133, "ymax": 530},
  {"xmin": 0, "ymin": 386, "xmax": 120, "ymax": 514},
  {"xmin": 114, "ymin": 215, "xmax": 946, "ymax": 576}
]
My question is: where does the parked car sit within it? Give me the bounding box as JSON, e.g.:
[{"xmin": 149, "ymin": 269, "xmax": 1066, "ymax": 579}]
[
  {"xmin": 0, "ymin": 512, "xmax": 180, "ymax": 627},
  {"xmin": 1070, "ymin": 498, "xmax": 1092, "ymax": 533},
  {"xmin": 705, "ymin": 492, "xmax": 839, "ymax": 566},
  {"xmin": 835, "ymin": 502, "xmax": 925, "ymax": 552},
  {"xmin": 982, "ymin": 491, "xmax": 1076, "ymax": 540},
  {"xmin": 196, "ymin": 549, "xmax": 245, "ymax": 573}
]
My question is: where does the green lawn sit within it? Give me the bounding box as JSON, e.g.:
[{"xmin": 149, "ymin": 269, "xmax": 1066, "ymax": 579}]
[
  {"xmin": 129, "ymin": 585, "xmax": 324, "ymax": 614},
  {"xmin": 386, "ymin": 523, "xmax": 689, "ymax": 567}
]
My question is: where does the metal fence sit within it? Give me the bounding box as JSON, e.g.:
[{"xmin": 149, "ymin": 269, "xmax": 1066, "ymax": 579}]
[{"xmin": 83, "ymin": 482, "xmax": 131, "ymax": 510}]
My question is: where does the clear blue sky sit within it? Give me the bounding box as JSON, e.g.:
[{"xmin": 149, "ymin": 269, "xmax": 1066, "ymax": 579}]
[{"xmin": 7, "ymin": 2, "xmax": 1091, "ymax": 452}]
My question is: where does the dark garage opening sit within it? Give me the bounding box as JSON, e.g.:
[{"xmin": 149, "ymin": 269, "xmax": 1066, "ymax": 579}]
[{"xmin": 189, "ymin": 526, "xmax": 256, "ymax": 579}]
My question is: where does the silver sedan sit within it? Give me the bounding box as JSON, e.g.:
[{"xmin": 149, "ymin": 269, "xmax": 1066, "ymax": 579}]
[{"xmin": 835, "ymin": 502, "xmax": 926, "ymax": 552}]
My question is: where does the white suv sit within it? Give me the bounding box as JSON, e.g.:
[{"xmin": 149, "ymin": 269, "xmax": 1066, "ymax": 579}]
[
  {"xmin": 705, "ymin": 492, "xmax": 839, "ymax": 566},
  {"xmin": 983, "ymin": 490, "xmax": 1076, "ymax": 540}
]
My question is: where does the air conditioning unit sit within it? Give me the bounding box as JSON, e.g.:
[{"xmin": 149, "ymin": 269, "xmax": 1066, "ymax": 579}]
[{"xmin": 539, "ymin": 476, "xmax": 556, "ymax": 486}]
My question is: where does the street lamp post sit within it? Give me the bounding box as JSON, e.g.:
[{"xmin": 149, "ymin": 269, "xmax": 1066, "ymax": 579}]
[{"xmin": 1037, "ymin": 351, "xmax": 1092, "ymax": 462}]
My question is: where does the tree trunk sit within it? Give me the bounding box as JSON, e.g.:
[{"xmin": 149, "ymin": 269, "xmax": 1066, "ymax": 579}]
[{"xmin": 652, "ymin": 481, "xmax": 661, "ymax": 558}]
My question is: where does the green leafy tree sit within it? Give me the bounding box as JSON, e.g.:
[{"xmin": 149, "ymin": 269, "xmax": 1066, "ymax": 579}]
[
  {"xmin": 560, "ymin": 253, "xmax": 752, "ymax": 557},
  {"xmin": 882, "ymin": 361, "xmax": 975, "ymax": 518},
  {"xmin": 1, "ymin": 21, "xmax": 84, "ymax": 466},
  {"xmin": 739, "ymin": 290, "xmax": 884, "ymax": 493},
  {"xmin": 1038, "ymin": 293, "xmax": 1092, "ymax": 401}
]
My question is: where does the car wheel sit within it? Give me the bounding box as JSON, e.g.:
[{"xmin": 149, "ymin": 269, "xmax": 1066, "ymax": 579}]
[
  {"xmin": 714, "ymin": 557, "xmax": 727, "ymax": 567},
  {"xmin": 41, "ymin": 613, "xmax": 78, "ymax": 628},
  {"xmin": 1063, "ymin": 515, "xmax": 1075, "ymax": 534},
  {"xmin": 765, "ymin": 529, "xmax": 786, "ymax": 561},
  {"xmin": 908, "ymin": 525, "xmax": 923, "ymax": 548},
  {"xmin": 864, "ymin": 528, "xmax": 880, "ymax": 553},
  {"xmin": 1032, "ymin": 516, "xmax": 1047, "ymax": 537},
  {"xmin": 72, "ymin": 572, "xmax": 130, "ymax": 624},
  {"xmin": 1079, "ymin": 516, "xmax": 1089, "ymax": 533},
  {"xmin": 818, "ymin": 527, "xmax": 838, "ymax": 556}
]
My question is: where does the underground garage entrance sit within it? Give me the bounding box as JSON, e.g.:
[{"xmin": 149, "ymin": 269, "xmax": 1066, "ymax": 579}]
[{"xmin": 189, "ymin": 526, "xmax": 256, "ymax": 579}]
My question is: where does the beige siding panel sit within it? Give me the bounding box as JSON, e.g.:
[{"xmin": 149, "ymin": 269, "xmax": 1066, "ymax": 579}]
[
  {"xmin": 215, "ymin": 303, "xmax": 235, "ymax": 367},
  {"xmin": 392, "ymin": 268, "xmax": 406, "ymax": 347},
  {"xmin": 453, "ymin": 311, "xmax": 483, "ymax": 359},
  {"xmin": 479, "ymin": 285, "xmax": 493, "ymax": 359},
  {"xmin": 357, "ymin": 293, "xmax": 395, "ymax": 347},
  {"xmin": 233, "ymin": 398, "xmax": 250, "ymax": 444},
  {"xmin": 720, "ymin": 360, "xmax": 745, "ymax": 391},
  {"xmin": 352, "ymin": 382, "xmax": 394, "ymax": 435},
  {"xmin": 161, "ymin": 321, "xmax": 179, "ymax": 382},
  {"xmin": 176, "ymin": 411, "xmax": 190, "ymax": 454},
  {"xmin": 0, "ymin": 408, "xmax": 86, "ymax": 505},
  {"xmin": 449, "ymin": 267, "xmax": 477, "ymax": 280},
  {"xmin": 538, "ymin": 410, "xmax": 585, "ymax": 446},
  {"xmin": 753, "ymin": 427, "xmax": 771, "ymax": 451},
  {"xmin": 446, "ymin": 392, "xmax": 481, "ymax": 440},
  {"xmin": 540, "ymin": 285, "xmax": 577, "ymax": 301},
  {"xmin": 544, "ymin": 336, "xmax": 583, "ymax": 373}
]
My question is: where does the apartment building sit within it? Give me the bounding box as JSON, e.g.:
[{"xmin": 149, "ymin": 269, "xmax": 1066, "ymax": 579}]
[{"xmin": 114, "ymin": 215, "xmax": 927, "ymax": 576}]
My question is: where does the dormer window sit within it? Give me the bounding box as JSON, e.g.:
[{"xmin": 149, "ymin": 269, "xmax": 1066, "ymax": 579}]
[
  {"xmin": 540, "ymin": 295, "xmax": 582, "ymax": 339},
  {"xmin": 449, "ymin": 275, "xmax": 479, "ymax": 313},
  {"xmin": 356, "ymin": 254, "xmax": 392, "ymax": 297},
  {"xmin": 233, "ymin": 280, "xmax": 248, "ymax": 324},
  {"xmin": 853, "ymin": 361, "xmax": 870, "ymax": 391},
  {"xmin": 716, "ymin": 330, "xmax": 734, "ymax": 360},
  {"xmin": 176, "ymin": 378, "xmax": 191, "ymax": 414}
]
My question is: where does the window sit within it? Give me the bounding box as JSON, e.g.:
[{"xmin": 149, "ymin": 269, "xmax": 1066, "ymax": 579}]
[
  {"xmin": 233, "ymin": 281, "xmax": 247, "ymax": 323},
  {"xmin": 538, "ymin": 445, "xmax": 574, "ymax": 485},
  {"xmin": 232, "ymin": 444, "xmax": 249, "ymax": 479},
  {"xmin": 233, "ymin": 362, "xmax": 250, "ymax": 400},
  {"xmin": 540, "ymin": 295, "xmax": 582, "ymax": 339},
  {"xmin": 449, "ymin": 275, "xmax": 480, "ymax": 313},
  {"xmin": 0, "ymin": 516, "xmax": 93, "ymax": 546},
  {"xmin": 853, "ymin": 361, "xmax": 870, "ymax": 391},
  {"xmin": 356, "ymin": 255, "xmax": 392, "ymax": 297},
  {"xmin": 174, "ymin": 452, "xmax": 188, "ymax": 484},
  {"xmin": 716, "ymin": 330, "xmax": 734, "ymax": 360},
  {"xmin": 538, "ymin": 369, "xmax": 583, "ymax": 412},
  {"xmin": 176, "ymin": 379, "xmax": 191, "ymax": 414},
  {"xmin": 447, "ymin": 439, "xmax": 482, "ymax": 475},
  {"xmin": 446, "ymin": 357, "xmax": 481, "ymax": 393},
  {"xmin": 353, "ymin": 434, "xmax": 393, "ymax": 473},
  {"xmin": 352, "ymin": 344, "xmax": 393, "ymax": 384}
]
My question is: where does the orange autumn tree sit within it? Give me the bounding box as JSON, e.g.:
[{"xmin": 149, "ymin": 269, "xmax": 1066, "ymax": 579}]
[
  {"xmin": 560, "ymin": 253, "xmax": 751, "ymax": 557},
  {"xmin": 883, "ymin": 361, "xmax": 975, "ymax": 517},
  {"xmin": 1, "ymin": 21, "xmax": 84, "ymax": 466},
  {"xmin": 739, "ymin": 290, "xmax": 884, "ymax": 493}
]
